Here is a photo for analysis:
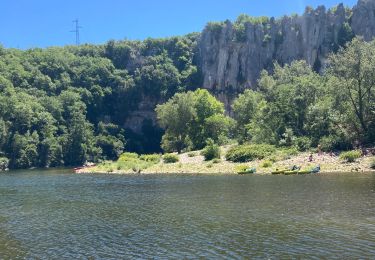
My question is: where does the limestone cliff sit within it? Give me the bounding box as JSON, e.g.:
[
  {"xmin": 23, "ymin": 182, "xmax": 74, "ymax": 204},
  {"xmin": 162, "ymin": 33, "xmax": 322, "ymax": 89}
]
[
  {"xmin": 125, "ymin": 0, "xmax": 375, "ymax": 133},
  {"xmin": 197, "ymin": 0, "xmax": 375, "ymax": 93}
]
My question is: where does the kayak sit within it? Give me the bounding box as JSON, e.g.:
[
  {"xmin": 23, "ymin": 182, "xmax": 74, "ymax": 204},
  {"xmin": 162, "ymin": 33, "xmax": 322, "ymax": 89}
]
[
  {"xmin": 238, "ymin": 167, "xmax": 256, "ymax": 175},
  {"xmin": 297, "ymin": 170, "xmax": 311, "ymax": 175},
  {"xmin": 271, "ymin": 169, "xmax": 287, "ymax": 175},
  {"xmin": 284, "ymin": 170, "xmax": 298, "ymax": 175}
]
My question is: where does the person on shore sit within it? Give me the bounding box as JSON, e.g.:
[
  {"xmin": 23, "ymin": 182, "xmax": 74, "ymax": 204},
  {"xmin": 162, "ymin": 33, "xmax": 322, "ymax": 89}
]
[{"xmin": 308, "ymin": 153, "xmax": 313, "ymax": 162}]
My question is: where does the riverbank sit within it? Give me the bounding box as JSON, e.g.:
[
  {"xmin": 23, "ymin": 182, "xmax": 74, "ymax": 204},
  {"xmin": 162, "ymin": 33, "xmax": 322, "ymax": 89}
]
[{"xmin": 77, "ymin": 146, "xmax": 375, "ymax": 175}]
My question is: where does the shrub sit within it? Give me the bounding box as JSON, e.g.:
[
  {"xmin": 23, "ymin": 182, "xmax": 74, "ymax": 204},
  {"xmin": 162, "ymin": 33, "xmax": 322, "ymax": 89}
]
[
  {"xmin": 187, "ymin": 152, "xmax": 198, "ymax": 157},
  {"xmin": 118, "ymin": 152, "xmax": 139, "ymax": 162},
  {"xmin": 261, "ymin": 160, "xmax": 273, "ymax": 168},
  {"xmin": 201, "ymin": 139, "xmax": 221, "ymax": 161},
  {"xmin": 370, "ymin": 158, "xmax": 375, "ymax": 169},
  {"xmin": 226, "ymin": 144, "xmax": 276, "ymax": 162},
  {"xmin": 319, "ymin": 135, "xmax": 352, "ymax": 152},
  {"xmin": 163, "ymin": 153, "xmax": 179, "ymax": 163},
  {"xmin": 294, "ymin": 137, "xmax": 312, "ymax": 151},
  {"xmin": 339, "ymin": 150, "xmax": 362, "ymax": 162},
  {"xmin": 115, "ymin": 159, "xmax": 152, "ymax": 172},
  {"xmin": 212, "ymin": 158, "xmax": 221, "ymax": 164},
  {"xmin": 140, "ymin": 154, "xmax": 161, "ymax": 163},
  {"xmin": 0, "ymin": 157, "xmax": 9, "ymax": 171}
]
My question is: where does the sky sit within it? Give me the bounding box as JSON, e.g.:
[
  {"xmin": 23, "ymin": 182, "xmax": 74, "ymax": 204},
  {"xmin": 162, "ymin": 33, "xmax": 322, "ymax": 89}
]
[{"xmin": 0, "ymin": 0, "xmax": 358, "ymax": 49}]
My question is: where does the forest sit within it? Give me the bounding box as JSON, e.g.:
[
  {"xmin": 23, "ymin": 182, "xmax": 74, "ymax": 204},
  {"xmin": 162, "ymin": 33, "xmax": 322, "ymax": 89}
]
[
  {"xmin": 0, "ymin": 34, "xmax": 200, "ymax": 169},
  {"xmin": 0, "ymin": 33, "xmax": 374, "ymax": 169}
]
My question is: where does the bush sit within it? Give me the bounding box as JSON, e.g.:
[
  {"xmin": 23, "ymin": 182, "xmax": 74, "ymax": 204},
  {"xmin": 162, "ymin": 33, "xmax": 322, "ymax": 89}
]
[
  {"xmin": 139, "ymin": 154, "xmax": 161, "ymax": 163},
  {"xmin": 201, "ymin": 139, "xmax": 221, "ymax": 161},
  {"xmin": 226, "ymin": 144, "xmax": 276, "ymax": 162},
  {"xmin": 118, "ymin": 152, "xmax": 139, "ymax": 162},
  {"xmin": 261, "ymin": 160, "xmax": 273, "ymax": 168},
  {"xmin": 319, "ymin": 135, "xmax": 352, "ymax": 152},
  {"xmin": 370, "ymin": 158, "xmax": 375, "ymax": 169},
  {"xmin": 0, "ymin": 157, "xmax": 9, "ymax": 171},
  {"xmin": 339, "ymin": 150, "xmax": 362, "ymax": 162},
  {"xmin": 187, "ymin": 152, "xmax": 198, "ymax": 157},
  {"xmin": 163, "ymin": 153, "xmax": 179, "ymax": 163},
  {"xmin": 212, "ymin": 158, "xmax": 221, "ymax": 164},
  {"xmin": 294, "ymin": 136, "xmax": 312, "ymax": 151}
]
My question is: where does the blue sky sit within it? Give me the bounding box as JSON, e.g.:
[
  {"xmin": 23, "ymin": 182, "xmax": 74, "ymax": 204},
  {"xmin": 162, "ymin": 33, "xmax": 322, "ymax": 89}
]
[{"xmin": 0, "ymin": 0, "xmax": 358, "ymax": 49}]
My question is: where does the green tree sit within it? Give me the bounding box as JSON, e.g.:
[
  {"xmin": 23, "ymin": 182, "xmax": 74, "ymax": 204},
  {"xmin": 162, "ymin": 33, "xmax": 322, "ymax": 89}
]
[
  {"xmin": 328, "ymin": 37, "xmax": 375, "ymax": 144},
  {"xmin": 232, "ymin": 89, "xmax": 265, "ymax": 142},
  {"xmin": 156, "ymin": 91, "xmax": 196, "ymax": 153},
  {"xmin": 156, "ymin": 89, "xmax": 229, "ymax": 152}
]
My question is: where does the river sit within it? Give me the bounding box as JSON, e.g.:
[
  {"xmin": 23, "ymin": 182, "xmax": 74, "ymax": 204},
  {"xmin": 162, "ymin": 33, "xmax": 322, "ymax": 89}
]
[{"xmin": 0, "ymin": 169, "xmax": 374, "ymax": 259}]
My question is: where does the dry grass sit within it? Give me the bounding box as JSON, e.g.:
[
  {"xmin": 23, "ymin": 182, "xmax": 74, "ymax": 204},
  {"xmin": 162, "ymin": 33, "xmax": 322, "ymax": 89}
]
[{"xmin": 77, "ymin": 147, "xmax": 375, "ymax": 175}]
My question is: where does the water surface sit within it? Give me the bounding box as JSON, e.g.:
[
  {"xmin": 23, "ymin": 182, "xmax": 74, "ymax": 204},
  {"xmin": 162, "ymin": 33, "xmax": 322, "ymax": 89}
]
[{"xmin": 0, "ymin": 169, "xmax": 374, "ymax": 259}]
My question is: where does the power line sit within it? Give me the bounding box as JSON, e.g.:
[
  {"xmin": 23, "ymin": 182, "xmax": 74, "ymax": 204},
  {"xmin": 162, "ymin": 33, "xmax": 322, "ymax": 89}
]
[{"xmin": 70, "ymin": 19, "xmax": 82, "ymax": 45}]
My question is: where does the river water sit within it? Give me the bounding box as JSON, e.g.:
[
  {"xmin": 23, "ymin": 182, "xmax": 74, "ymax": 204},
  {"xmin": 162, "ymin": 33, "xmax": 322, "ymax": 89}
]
[{"xmin": 0, "ymin": 169, "xmax": 374, "ymax": 259}]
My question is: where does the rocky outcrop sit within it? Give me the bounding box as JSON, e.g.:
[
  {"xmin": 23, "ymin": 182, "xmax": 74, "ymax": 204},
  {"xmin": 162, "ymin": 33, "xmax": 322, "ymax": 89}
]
[
  {"xmin": 125, "ymin": 0, "xmax": 375, "ymax": 133},
  {"xmin": 351, "ymin": 0, "xmax": 375, "ymax": 40},
  {"xmin": 198, "ymin": 0, "xmax": 375, "ymax": 92}
]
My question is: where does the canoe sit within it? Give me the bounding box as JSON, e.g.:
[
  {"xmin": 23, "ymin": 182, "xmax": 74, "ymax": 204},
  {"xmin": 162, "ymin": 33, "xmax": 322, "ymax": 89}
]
[
  {"xmin": 271, "ymin": 170, "xmax": 287, "ymax": 175},
  {"xmin": 297, "ymin": 170, "xmax": 311, "ymax": 175},
  {"xmin": 284, "ymin": 170, "xmax": 298, "ymax": 175},
  {"xmin": 238, "ymin": 168, "xmax": 256, "ymax": 175}
]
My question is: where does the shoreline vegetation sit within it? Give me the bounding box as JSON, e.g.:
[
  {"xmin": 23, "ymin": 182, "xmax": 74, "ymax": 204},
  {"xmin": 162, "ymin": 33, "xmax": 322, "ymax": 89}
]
[
  {"xmin": 0, "ymin": 25, "xmax": 374, "ymax": 171},
  {"xmin": 77, "ymin": 145, "xmax": 375, "ymax": 175}
]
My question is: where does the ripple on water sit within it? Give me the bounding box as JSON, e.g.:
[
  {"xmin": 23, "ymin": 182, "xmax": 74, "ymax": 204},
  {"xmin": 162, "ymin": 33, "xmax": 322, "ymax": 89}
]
[{"xmin": 0, "ymin": 171, "xmax": 374, "ymax": 258}]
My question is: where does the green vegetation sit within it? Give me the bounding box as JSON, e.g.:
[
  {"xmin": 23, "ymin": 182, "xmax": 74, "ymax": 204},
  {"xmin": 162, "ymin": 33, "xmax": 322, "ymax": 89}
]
[
  {"xmin": 0, "ymin": 34, "xmax": 200, "ymax": 169},
  {"xmin": 96, "ymin": 152, "xmax": 160, "ymax": 173},
  {"xmin": 339, "ymin": 150, "xmax": 362, "ymax": 163},
  {"xmin": 261, "ymin": 160, "xmax": 273, "ymax": 168},
  {"xmin": 187, "ymin": 152, "xmax": 198, "ymax": 157},
  {"xmin": 235, "ymin": 164, "xmax": 250, "ymax": 173},
  {"xmin": 156, "ymin": 89, "xmax": 233, "ymax": 153},
  {"xmin": 226, "ymin": 144, "xmax": 276, "ymax": 162},
  {"xmin": 229, "ymin": 38, "xmax": 375, "ymax": 151},
  {"xmin": 0, "ymin": 157, "xmax": 9, "ymax": 171},
  {"xmin": 163, "ymin": 154, "xmax": 179, "ymax": 164},
  {"xmin": 212, "ymin": 158, "xmax": 221, "ymax": 164},
  {"xmin": 139, "ymin": 154, "xmax": 161, "ymax": 164},
  {"xmin": 201, "ymin": 139, "xmax": 221, "ymax": 161},
  {"xmin": 232, "ymin": 14, "xmax": 271, "ymax": 42},
  {"xmin": 0, "ymin": 13, "xmax": 374, "ymax": 172}
]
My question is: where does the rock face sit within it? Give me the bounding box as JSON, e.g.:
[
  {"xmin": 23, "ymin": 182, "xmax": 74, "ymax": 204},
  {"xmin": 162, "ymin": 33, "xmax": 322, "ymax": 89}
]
[
  {"xmin": 125, "ymin": 0, "xmax": 375, "ymax": 133},
  {"xmin": 351, "ymin": 0, "xmax": 375, "ymax": 40},
  {"xmin": 197, "ymin": 0, "xmax": 375, "ymax": 93}
]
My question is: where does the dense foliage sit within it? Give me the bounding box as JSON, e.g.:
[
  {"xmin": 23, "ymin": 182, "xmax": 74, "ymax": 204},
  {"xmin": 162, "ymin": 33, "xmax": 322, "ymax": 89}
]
[
  {"xmin": 231, "ymin": 38, "xmax": 375, "ymax": 151},
  {"xmin": 156, "ymin": 89, "xmax": 234, "ymax": 153},
  {"xmin": 226, "ymin": 144, "xmax": 276, "ymax": 162},
  {"xmin": 201, "ymin": 138, "xmax": 221, "ymax": 161},
  {"xmin": 339, "ymin": 150, "xmax": 362, "ymax": 162},
  {"xmin": 163, "ymin": 153, "xmax": 179, "ymax": 163},
  {"xmin": 0, "ymin": 34, "xmax": 200, "ymax": 168},
  {"xmin": 1, "ymin": 33, "xmax": 374, "ymax": 169}
]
